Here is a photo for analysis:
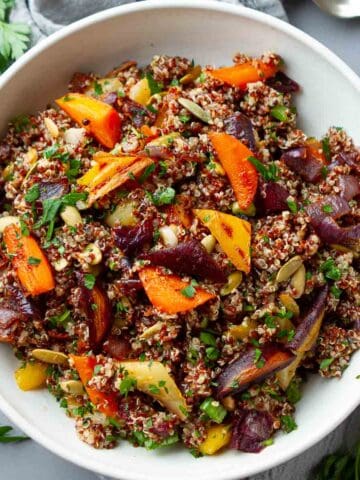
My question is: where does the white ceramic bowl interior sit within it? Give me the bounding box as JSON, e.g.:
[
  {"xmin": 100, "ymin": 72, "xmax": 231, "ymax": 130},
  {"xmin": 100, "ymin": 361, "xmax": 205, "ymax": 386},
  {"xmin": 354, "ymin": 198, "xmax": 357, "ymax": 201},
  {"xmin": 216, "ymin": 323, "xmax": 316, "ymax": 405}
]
[{"xmin": 0, "ymin": 1, "xmax": 359, "ymax": 479}]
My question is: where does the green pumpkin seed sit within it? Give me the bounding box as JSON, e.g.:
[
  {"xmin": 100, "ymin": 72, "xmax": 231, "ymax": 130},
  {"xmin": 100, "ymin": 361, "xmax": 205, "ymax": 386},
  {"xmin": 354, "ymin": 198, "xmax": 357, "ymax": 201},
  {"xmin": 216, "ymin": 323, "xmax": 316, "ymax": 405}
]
[
  {"xmin": 179, "ymin": 65, "xmax": 202, "ymax": 85},
  {"xmin": 276, "ymin": 256, "xmax": 303, "ymax": 283},
  {"xmin": 178, "ymin": 98, "xmax": 213, "ymax": 124},
  {"xmin": 59, "ymin": 380, "xmax": 85, "ymax": 395},
  {"xmin": 290, "ymin": 264, "xmax": 306, "ymax": 298},
  {"xmin": 31, "ymin": 349, "xmax": 68, "ymax": 365}
]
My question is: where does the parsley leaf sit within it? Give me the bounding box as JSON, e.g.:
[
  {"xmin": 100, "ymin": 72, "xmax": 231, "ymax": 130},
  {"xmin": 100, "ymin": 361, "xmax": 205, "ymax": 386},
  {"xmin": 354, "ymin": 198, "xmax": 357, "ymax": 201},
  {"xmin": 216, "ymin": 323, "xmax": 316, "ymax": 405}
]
[
  {"xmin": 145, "ymin": 73, "xmax": 163, "ymax": 95},
  {"xmin": 119, "ymin": 375, "xmax": 137, "ymax": 396},
  {"xmin": 280, "ymin": 415, "xmax": 297, "ymax": 433},
  {"xmin": 28, "ymin": 256, "xmax": 41, "ymax": 265},
  {"xmin": 24, "ymin": 183, "xmax": 40, "ymax": 203},
  {"xmin": 319, "ymin": 357, "xmax": 334, "ymax": 370},
  {"xmin": 248, "ymin": 156, "xmax": 279, "ymax": 182},
  {"xmin": 139, "ymin": 162, "xmax": 155, "ymax": 184},
  {"xmin": 84, "ymin": 274, "xmax": 96, "ymax": 290},
  {"xmin": 148, "ymin": 186, "xmax": 175, "ymax": 206},
  {"xmin": 181, "ymin": 284, "xmax": 196, "ymax": 298},
  {"xmin": 322, "ymin": 136, "xmax": 331, "ymax": 162},
  {"xmin": 0, "ymin": 9, "xmax": 30, "ymax": 73},
  {"xmin": 0, "ymin": 425, "xmax": 28, "ymax": 443}
]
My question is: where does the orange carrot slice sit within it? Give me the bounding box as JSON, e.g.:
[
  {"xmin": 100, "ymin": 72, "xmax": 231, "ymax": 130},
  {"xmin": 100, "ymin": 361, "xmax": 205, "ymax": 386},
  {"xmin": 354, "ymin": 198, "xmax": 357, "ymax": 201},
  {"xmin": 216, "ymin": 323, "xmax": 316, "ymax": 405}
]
[
  {"xmin": 210, "ymin": 132, "xmax": 258, "ymax": 210},
  {"xmin": 4, "ymin": 224, "xmax": 55, "ymax": 295},
  {"xmin": 139, "ymin": 266, "xmax": 215, "ymax": 314},
  {"xmin": 209, "ymin": 61, "xmax": 277, "ymax": 88}
]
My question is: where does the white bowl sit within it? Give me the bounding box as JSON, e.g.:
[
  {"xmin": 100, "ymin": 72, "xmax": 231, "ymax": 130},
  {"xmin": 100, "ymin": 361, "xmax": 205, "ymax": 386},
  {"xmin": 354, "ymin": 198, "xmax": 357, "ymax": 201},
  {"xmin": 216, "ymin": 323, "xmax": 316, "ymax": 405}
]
[{"xmin": 0, "ymin": 1, "xmax": 359, "ymax": 479}]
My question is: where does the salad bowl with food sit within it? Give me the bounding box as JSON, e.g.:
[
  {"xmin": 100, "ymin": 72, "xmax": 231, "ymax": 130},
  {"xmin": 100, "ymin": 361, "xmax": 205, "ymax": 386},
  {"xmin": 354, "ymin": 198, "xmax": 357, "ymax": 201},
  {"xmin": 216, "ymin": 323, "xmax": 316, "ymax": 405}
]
[{"xmin": 0, "ymin": 1, "xmax": 359, "ymax": 479}]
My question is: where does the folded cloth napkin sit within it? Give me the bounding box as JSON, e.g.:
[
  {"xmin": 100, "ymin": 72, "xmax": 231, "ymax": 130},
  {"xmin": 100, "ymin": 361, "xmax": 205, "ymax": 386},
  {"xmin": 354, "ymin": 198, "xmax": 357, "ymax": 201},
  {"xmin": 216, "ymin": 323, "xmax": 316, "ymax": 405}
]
[{"xmin": 10, "ymin": 0, "xmax": 287, "ymax": 45}]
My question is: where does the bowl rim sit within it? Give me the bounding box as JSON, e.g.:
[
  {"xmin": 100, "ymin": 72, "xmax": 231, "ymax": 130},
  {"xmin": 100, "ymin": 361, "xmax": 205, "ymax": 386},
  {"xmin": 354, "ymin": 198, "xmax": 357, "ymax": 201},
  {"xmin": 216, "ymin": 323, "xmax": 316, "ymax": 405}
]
[{"xmin": 0, "ymin": 1, "xmax": 359, "ymax": 479}]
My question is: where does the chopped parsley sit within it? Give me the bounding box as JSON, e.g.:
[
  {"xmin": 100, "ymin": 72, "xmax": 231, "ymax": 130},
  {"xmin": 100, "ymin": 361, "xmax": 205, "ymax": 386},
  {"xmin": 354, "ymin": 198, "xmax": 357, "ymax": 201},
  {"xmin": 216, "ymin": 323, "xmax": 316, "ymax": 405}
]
[
  {"xmin": 48, "ymin": 309, "xmax": 71, "ymax": 328},
  {"xmin": 200, "ymin": 397, "xmax": 227, "ymax": 424},
  {"xmin": 148, "ymin": 186, "xmax": 176, "ymax": 206},
  {"xmin": 280, "ymin": 415, "xmax": 297, "ymax": 433},
  {"xmin": 24, "ymin": 183, "xmax": 40, "ymax": 203},
  {"xmin": 93, "ymin": 80, "xmax": 103, "ymax": 96},
  {"xmin": 320, "ymin": 258, "xmax": 341, "ymax": 281},
  {"xmin": 248, "ymin": 156, "xmax": 279, "ymax": 182},
  {"xmin": 254, "ymin": 348, "xmax": 265, "ymax": 368},
  {"xmin": 65, "ymin": 158, "xmax": 81, "ymax": 182},
  {"xmin": 286, "ymin": 381, "xmax": 302, "ymax": 404},
  {"xmin": 148, "ymin": 384, "xmax": 160, "ymax": 395},
  {"xmin": 139, "ymin": 162, "xmax": 155, "ymax": 184},
  {"xmin": 287, "ymin": 199, "xmax": 298, "ymax": 214},
  {"xmin": 19, "ymin": 217, "xmax": 29, "ymax": 236},
  {"xmin": 145, "ymin": 73, "xmax": 163, "ymax": 95},
  {"xmin": 330, "ymin": 285, "xmax": 342, "ymax": 299},
  {"xmin": 200, "ymin": 331, "xmax": 216, "ymax": 347},
  {"xmin": 27, "ymin": 256, "xmax": 41, "ymax": 265},
  {"xmin": 321, "ymin": 136, "xmax": 331, "ymax": 162},
  {"xmin": 322, "ymin": 204, "xmax": 333, "ymax": 214},
  {"xmin": 181, "ymin": 283, "xmax": 196, "ymax": 298},
  {"xmin": 84, "ymin": 273, "xmax": 96, "ymax": 290},
  {"xmin": 179, "ymin": 114, "xmax": 191, "ymax": 124},
  {"xmin": 270, "ymin": 105, "xmax": 289, "ymax": 123},
  {"xmin": 119, "ymin": 375, "xmax": 137, "ymax": 397},
  {"xmin": 319, "ymin": 357, "xmax": 334, "ymax": 370}
]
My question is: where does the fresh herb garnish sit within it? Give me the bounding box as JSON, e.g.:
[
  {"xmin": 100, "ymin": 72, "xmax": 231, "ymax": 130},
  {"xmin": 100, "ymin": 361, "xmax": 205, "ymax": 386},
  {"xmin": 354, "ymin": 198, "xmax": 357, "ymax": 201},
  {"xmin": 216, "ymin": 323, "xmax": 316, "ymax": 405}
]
[
  {"xmin": 200, "ymin": 331, "xmax": 216, "ymax": 347},
  {"xmin": 0, "ymin": 0, "xmax": 31, "ymax": 73},
  {"xmin": 322, "ymin": 136, "xmax": 331, "ymax": 162},
  {"xmin": 330, "ymin": 285, "xmax": 342, "ymax": 299},
  {"xmin": 322, "ymin": 204, "xmax": 333, "ymax": 214},
  {"xmin": 200, "ymin": 397, "xmax": 227, "ymax": 424},
  {"xmin": 280, "ymin": 415, "xmax": 297, "ymax": 433},
  {"xmin": 286, "ymin": 380, "xmax": 302, "ymax": 404},
  {"xmin": 287, "ymin": 199, "xmax": 298, "ymax": 214},
  {"xmin": 248, "ymin": 156, "xmax": 279, "ymax": 182},
  {"xmin": 319, "ymin": 357, "xmax": 334, "ymax": 370},
  {"xmin": 0, "ymin": 425, "xmax": 28, "ymax": 443},
  {"xmin": 320, "ymin": 258, "xmax": 341, "ymax": 281},
  {"xmin": 93, "ymin": 80, "xmax": 103, "ymax": 96},
  {"xmin": 119, "ymin": 375, "xmax": 137, "ymax": 397},
  {"xmin": 65, "ymin": 158, "xmax": 81, "ymax": 182},
  {"xmin": 270, "ymin": 105, "xmax": 289, "ymax": 123},
  {"xmin": 28, "ymin": 256, "xmax": 41, "ymax": 265},
  {"xmin": 139, "ymin": 163, "xmax": 155, "ymax": 184},
  {"xmin": 84, "ymin": 273, "xmax": 96, "ymax": 290},
  {"xmin": 145, "ymin": 73, "xmax": 163, "ymax": 95},
  {"xmin": 48, "ymin": 309, "xmax": 71, "ymax": 328},
  {"xmin": 24, "ymin": 183, "xmax": 40, "ymax": 203},
  {"xmin": 254, "ymin": 348, "xmax": 265, "ymax": 368},
  {"xmin": 148, "ymin": 186, "xmax": 176, "ymax": 206}
]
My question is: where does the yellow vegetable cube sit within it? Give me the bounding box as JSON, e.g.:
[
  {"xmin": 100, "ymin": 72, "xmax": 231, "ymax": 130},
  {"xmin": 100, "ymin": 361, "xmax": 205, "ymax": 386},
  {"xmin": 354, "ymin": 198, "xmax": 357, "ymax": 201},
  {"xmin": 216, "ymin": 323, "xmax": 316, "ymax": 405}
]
[
  {"xmin": 14, "ymin": 361, "xmax": 48, "ymax": 391},
  {"xmin": 199, "ymin": 424, "xmax": 231, "ymax": 455}
]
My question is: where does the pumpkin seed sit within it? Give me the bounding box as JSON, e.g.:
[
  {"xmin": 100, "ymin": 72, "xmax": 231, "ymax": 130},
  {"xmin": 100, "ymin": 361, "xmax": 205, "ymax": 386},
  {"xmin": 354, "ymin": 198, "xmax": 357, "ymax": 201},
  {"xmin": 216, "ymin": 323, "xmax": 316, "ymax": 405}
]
[
  {"xmin": 180, "ymin": 65, "xmax": 202, "ymax": 85},
  {"xmin": 279, "ymin": 293, "xmax": 300, "ymax": 317},
  {"xmin": 147, "ymin": 132, "xmax": 180, "ymax": 147},
  {"xmin": 59, "ymin": 380, "xmax": 85, "ymax": 395},
  {"xmin": 331, "ymin": 244, "xmax": 359, "ymax": 257},
  {"xmin": 79, "ymin": 243, "xmax": 102, "ymax": 266},
  {"xmin": 106, "ymin": 201, "xmax": 137, "ymax": 228},
  {"xmin": 220, "ymin": 271, "xmax": 243, "ymax": 296},
  {"xmin": 44, "ymin": 118, "xmax": 59, "ymax": 139},
  {"xmin": 140, "ymin": 321, "xmax": 165, "ymax": 340},
  {"xmin": 232, "ymin": 201, "xmax": 256, "ymax": 217},
  {"xmin": 159, "ymin": 226, "xmax": 178, "ymax": 247},
  {"xmin": 290, "ymin": 264, "xmax": 306, "ymax": 298},
  {"xmin": 276, "ymin": 256, "xmax": 303, "ymax": 283},
  {"xmin": 228, "ymin": 318, "xmax": 257, "ymax": 340},
  {"xmin": 201, "ymin": 234, "xmax": 216, "ymax": 253},
  {"xmin": 53, "ymin": 258, "xmax": 69, "ymax": 272},
  {"xmin": 31, "ymin": 349, "xmax": 68, "ymax": 365},
  {"xmin": 0, "ymin": 216, "xmax": 20, "ymax": 233},
  {"xmin": 178, "ymin": 98, "xmax": 213, "ymax": 124},
  {"xmin": 60, "ymin": 205, "xmax": 82, "ymax": 227}
]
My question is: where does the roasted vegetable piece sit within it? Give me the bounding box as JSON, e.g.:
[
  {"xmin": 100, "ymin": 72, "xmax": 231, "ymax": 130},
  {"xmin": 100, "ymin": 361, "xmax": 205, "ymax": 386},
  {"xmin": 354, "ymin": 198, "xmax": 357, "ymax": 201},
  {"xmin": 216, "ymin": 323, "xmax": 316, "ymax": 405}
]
[
  {"xmin": 266, "ymin": 71, "xmax": 300, "ymax": 94},
  {"xmin": 56, "ymin": 93, "xmax": 121, "ymax": 148},
  {"xmin": 139, "ymin": 266, "xmax": 216, "ymax": 314},
  {"xmin": 118, "ymin": 361, "xmax": 188, "ymax": 420},
  {"xmin": 199, "ymin": 424, "xmax": 232, "ymax": 455},
  {"xmin": 90, "ymin": 285, "xmax": 112, "ymax": 347},
  {"xmin": 139, "ymin": 240, "xmax": 226, "ymax": 283},
  {"xmin": 70, "ymin": 355, "xmax": 119, "ymax": 417},
  {"xmin": 14, "ymin": 361, "xmax": 48, "ymax": 391},
  {"xmin": 78, "ymin": 155, "xmax": 154, "ymax": 205},
  {"xmin": 281, "ymin": 145, "xmax": 325, "ymax": 183},
  {"xmin": 104, "ymin": 335, "xmax": 131, "ymax": 360},
  {"xmin": 224, "ymin": 112, "xmax": 256, "ymax": 151},
  {"xmin": 255, "ymin": 181, "xmax": 290, "ymax": 215},
  {"xmin": 38, "ymin": 180, "xmax": 69, "ymax": 200},
  {"xmin": 231, "ymin": 410, "xmax": 274, "ymax": 453},
  {"xmin": 277, "ymin": 285, "xmax": 329, "ymax": 389},
  {"xmin": 194, "ymin": 209, "xmax": 251, "ymax": 273},
  {"xmin": 215, "ymin": 344, "xmax": 295, "ymax": 398},
  {"xmin": 210, "ymin": 132, "xmax": 258, "ymax": 210},
  {"xmin": 3, "ymin": 224, "xmax": 55, "ymax": 296},
  {"xmin": 113, "ymin": 218, "xmax": 154, "ymax": 257},
  {"xmin": 209, "ymin": 61, "xmax": 278, "ymax": 88}
]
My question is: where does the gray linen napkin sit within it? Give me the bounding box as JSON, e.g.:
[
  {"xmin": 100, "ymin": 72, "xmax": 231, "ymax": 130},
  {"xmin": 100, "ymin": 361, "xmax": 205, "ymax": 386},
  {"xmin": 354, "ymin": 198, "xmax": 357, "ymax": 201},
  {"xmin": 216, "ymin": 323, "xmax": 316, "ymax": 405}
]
[{"xmin": 10, "ymin": 0, "xmax": 287, "ymax": 46}]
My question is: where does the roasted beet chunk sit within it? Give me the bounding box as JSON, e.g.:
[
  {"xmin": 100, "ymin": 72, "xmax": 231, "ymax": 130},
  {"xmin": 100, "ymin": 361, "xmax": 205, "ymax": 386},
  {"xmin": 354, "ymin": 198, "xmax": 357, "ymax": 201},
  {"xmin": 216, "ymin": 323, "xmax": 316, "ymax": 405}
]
[
  {"xmin": 281, "ymin": 146, "xmax": 323, "ymax": 183},
  {"xmin": 224, "ymin": 112, "xmax": 256, "ymax": 151},
  {"xmin": 255, "ymin": 181, "xmax": 290, "ymax": 215},
  {"xmin": 68, "ymin": 72, "xmax": 93, "ymax": 93},
  {"xmin": 119, "ymin": 98, "xmax": 155, "ymax": 128},
  {"xmin": 113, "ymin": 219, "xmax": 154, "ymax": 257},
  {"xmin": 231, "ymin": 410, "xmax": 274, "ymax": 453},
  {"xmin": 104, "ymin": 335, "xmax": 131, "ymax": 360},
  {"xmin": 139, "ymin": 239, "xmax": 226, "ymax": 283},
  {"xmin": 266, "ymin": 71, "xmax": 300, "ymax": 94}
]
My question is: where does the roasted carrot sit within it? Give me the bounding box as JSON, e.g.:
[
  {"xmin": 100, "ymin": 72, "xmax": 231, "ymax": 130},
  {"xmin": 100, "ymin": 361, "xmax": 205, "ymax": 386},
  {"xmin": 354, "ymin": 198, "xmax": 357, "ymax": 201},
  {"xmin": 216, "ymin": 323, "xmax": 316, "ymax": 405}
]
[
  {"xmin": 3, "ymin": 224, "xmax": 55, "ymax": 295},
  {"xmin": 70, "ymin": 355, "xmax": 119, "ymax": 417},
  {"xmin": 78, "ymin": 155, "xmax": 154, "ymax": 205},
  {"xmin": 194, "ymin": 209, "xmax": 251, "ymax": 274},
  {"xmin": 139, "ymin": 266, "xmax": 215, "ymax": 314},
  {"xmin": 56, "ymin": 93, "xmax": 121, "ymax": 148},
  {"xmin": 209, "ymin": 61, "xmax": 278, "ymax": 88},
  {"xmin": 210, "ymin": 132, "xmax": 258, "ymax": 210}
]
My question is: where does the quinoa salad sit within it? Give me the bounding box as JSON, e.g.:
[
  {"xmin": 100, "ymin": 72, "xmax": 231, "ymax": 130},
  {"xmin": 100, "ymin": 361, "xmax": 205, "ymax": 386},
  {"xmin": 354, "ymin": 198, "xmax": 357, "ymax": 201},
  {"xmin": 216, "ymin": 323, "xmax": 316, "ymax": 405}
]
[{"xmin": 0, "ymin": 52, "xmax": 359, "ymax": 456}]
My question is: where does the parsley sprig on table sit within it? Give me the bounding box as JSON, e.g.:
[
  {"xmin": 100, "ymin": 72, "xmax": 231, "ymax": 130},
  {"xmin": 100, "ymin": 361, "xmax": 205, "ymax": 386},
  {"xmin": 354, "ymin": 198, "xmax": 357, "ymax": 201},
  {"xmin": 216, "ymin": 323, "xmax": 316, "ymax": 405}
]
[
  {"xmin": 312, "ymin": 442, "xmax": 360, "ymax": 480},
  {"xmin": 0, "ymin": 425, "xmax": 28, "ymax": 443},
  {"xmin": 0, "ymin": 0, "xmax": 31, "ymax": 73}
]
